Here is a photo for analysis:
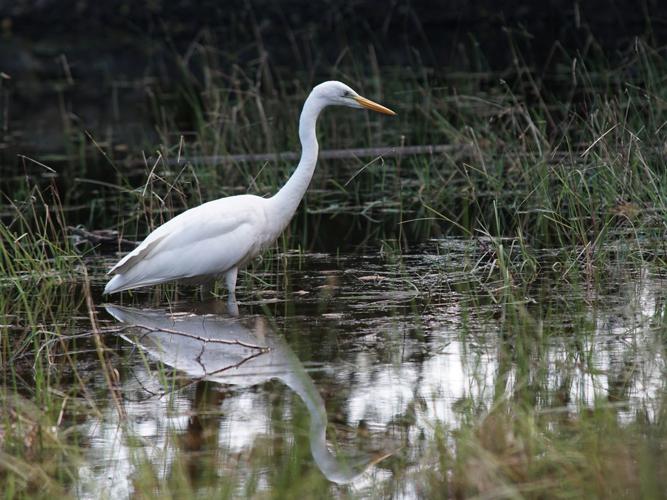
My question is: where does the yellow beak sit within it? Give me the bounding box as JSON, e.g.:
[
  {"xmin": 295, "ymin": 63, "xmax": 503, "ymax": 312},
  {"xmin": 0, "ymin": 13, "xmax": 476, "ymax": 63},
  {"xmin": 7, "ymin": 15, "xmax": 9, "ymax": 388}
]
[{"xmin": 353, "ymin": 95, "xmax": 396, "ymax": 115}]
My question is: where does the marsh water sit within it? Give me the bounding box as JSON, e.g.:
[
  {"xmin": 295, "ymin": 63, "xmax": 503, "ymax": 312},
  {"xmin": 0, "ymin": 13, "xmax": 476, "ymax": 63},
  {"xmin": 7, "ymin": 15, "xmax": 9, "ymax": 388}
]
[{"xmin": 12, "ymin": 239, "xmax": 660, "ymax": 497}]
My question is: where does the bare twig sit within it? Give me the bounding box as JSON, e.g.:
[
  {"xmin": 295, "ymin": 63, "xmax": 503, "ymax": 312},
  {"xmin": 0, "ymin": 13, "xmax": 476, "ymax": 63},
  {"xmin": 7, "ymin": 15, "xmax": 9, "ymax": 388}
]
[
  {"xmin": 206, "ymin": 349, "xmax": 269, "ymax": 375},
  {"xmin": 129, "ymin": 323, "xmax": 270, "ymax": 351},
  {"xmin": 581, "ymin": 124, "xmax": 618, "ymax": 157},
  {"xmin": 17, "ymin": 155, "xmax": 56, "ymax": 173}
]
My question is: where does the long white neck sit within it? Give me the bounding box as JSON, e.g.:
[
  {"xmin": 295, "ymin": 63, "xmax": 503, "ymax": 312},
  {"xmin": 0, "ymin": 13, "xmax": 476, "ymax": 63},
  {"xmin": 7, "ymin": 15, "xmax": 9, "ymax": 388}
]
[
  {"xmin": 268, "ymin": 91, "xmax": 324, "ymax": 228},
  {"xmin": 279, "ymin": 355, "xmax": 369, "ymax": 484}
]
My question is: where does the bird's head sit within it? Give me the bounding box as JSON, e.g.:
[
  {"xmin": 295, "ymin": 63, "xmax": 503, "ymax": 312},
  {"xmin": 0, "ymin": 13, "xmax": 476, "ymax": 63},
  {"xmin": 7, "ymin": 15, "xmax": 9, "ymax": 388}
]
[{"xmin": 312, "ymin": 81, "xmax": 396, "ymax": 115}]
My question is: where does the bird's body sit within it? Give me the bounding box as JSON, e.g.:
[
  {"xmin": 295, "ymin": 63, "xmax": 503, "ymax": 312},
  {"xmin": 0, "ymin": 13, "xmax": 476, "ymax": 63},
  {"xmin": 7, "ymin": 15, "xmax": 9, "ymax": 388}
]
[
  {"xmin": 105, "ymin": 194, "xmax": 275, "ymax": 293},
  {"xmin": 104, "ymin": 81, "xmax": 395, "ymax": 296}
]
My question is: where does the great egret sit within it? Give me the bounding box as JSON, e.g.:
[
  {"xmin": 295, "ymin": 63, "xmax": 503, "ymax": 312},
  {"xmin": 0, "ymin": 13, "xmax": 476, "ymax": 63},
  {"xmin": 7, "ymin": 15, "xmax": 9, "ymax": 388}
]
[{"xmin": 104, "ymin": 81, "xmax": 395, "ymax": 296}]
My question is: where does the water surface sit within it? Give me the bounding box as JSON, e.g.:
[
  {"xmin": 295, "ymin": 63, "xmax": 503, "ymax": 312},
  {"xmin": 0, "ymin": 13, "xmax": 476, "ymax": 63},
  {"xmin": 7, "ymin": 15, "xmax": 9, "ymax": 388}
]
[{"xmin": 50, "ymin": 239, "xmax": 665, "ymax": 497}]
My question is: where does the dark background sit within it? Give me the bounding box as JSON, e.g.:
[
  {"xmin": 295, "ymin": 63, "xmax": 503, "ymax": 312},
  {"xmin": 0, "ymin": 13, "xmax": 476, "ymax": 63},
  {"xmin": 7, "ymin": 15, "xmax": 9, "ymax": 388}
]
[
  {"xmin": 4, "ymin": 1, "xmax": 666, "ymax": 68},
  {"xmin": 1, "ymin": 0, "xmax": 666, "ymax": 153}
]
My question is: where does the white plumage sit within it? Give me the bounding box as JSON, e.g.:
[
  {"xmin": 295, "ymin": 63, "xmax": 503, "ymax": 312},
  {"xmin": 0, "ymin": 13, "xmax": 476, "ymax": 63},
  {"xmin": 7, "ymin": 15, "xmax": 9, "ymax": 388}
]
[{"xmin": 104, "ymin": 81, "xmax": 395, "ymax": 296}]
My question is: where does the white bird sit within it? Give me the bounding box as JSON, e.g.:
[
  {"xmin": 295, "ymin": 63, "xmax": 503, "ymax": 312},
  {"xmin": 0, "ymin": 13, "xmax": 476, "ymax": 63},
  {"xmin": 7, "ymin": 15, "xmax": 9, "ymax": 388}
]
[{"xmin": 104, "ymin": 81, "xmax": 395, "ymax": 296}]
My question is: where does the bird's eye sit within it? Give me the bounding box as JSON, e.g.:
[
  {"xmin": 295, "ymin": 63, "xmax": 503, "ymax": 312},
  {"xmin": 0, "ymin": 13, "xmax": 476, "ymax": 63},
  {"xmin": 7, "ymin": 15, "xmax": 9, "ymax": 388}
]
[{"xmin": 342, "ymin": 90, "xmax": 352, "ymax": 98}]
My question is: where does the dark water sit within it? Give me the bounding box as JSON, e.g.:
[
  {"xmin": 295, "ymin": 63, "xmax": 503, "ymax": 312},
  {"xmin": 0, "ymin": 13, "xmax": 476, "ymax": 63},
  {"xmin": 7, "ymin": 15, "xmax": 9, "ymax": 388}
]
[{"xmin": 45, "ymin": 239, "xmax": 665, "ymax": 497}]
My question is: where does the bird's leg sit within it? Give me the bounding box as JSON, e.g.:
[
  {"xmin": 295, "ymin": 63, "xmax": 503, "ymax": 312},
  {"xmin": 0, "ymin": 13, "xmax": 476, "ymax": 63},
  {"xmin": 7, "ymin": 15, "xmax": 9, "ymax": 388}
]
[
  {"xmin": 225, "ymin": 267, "xmax": 239, "ymax": 317},
  {"xmin": 225, "ymin": 267, "xmax": 238, "ymax": 295},
  {"xmin": 226, "ymin": 295, "xmax": 239, "ymax": 317}
]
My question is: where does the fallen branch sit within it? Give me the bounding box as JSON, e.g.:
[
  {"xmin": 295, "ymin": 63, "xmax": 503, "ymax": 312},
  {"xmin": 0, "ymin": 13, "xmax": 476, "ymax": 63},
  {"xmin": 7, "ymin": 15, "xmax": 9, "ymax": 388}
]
[
  {"xmin": 68, "ymin": 226, "xmax": 139, "ymax": 249},
  {"xmin": 124, "ymin": 144, "xmax": 470, "ymax": 167}
]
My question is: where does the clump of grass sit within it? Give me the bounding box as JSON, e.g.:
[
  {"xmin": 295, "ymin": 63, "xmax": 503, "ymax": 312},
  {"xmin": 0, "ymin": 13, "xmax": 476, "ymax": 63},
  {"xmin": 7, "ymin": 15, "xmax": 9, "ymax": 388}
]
[
  {"xmin": 411, "ymin": 38, "xmax": 667, "ymax": 254},
  {"xmin": 0, "ymin": 282, "xmax": 99, "ymax": 499},
  {"xmin": 417, "ymin": 398, "xmax": 667, "ymax": 498},
  {"xmin": 0, "ymin": 176, "xmax": 122, "ymax": 496},
  {"xmin": 0, "ymin": 179, "xmax": 81, "ymax": 284}
]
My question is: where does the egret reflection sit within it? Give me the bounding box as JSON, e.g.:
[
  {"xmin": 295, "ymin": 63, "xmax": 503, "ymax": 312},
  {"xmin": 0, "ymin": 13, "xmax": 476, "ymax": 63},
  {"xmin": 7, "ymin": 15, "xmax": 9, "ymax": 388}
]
[{"xmin": 105, "ymin": 303, "xmax": 389, "ymax": 485}]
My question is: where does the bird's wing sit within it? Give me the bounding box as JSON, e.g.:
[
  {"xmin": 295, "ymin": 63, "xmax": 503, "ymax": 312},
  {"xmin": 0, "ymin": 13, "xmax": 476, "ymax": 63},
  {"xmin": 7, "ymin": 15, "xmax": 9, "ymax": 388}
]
[
  {"xmin": 108, "ymin": 197, "xmax": 263, "ymax": 276},
  {"xmin": 108, "ymin": 232, "xmax": 168, "ymax": 275}
]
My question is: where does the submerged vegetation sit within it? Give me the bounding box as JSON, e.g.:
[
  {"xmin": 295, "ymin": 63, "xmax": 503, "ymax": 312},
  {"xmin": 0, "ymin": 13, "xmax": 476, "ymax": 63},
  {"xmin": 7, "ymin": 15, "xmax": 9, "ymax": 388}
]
[{"xmin": 1, "ymin": 21, "xmax": 667, "ymax": 499}]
